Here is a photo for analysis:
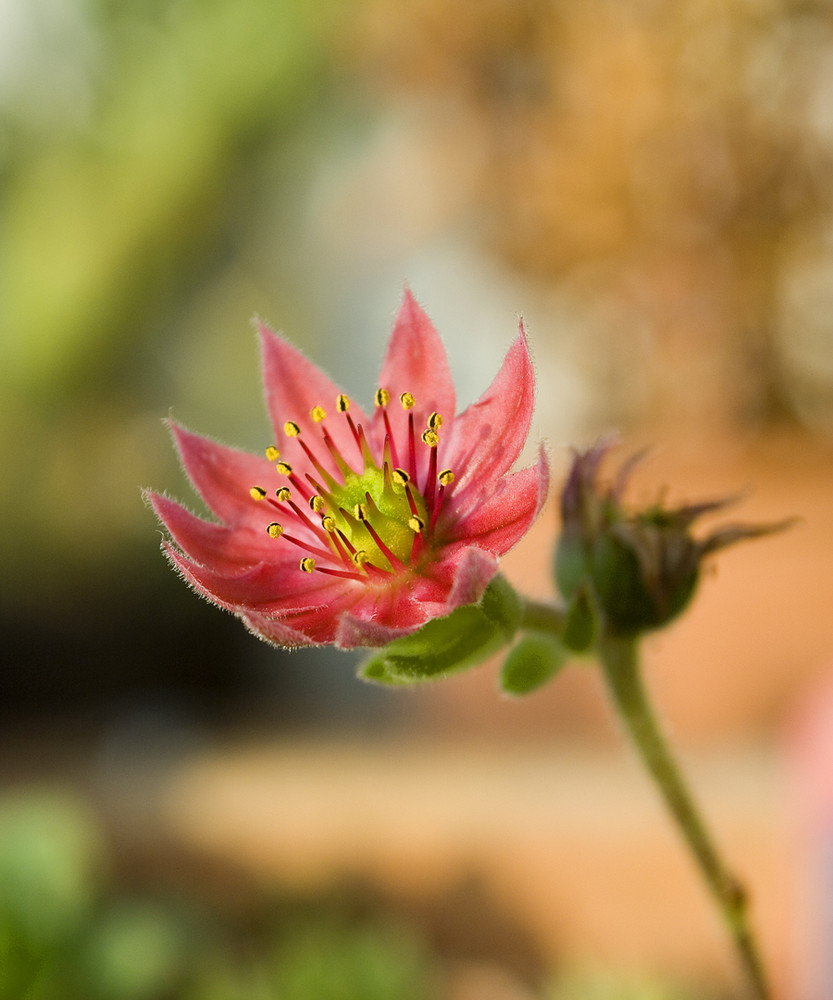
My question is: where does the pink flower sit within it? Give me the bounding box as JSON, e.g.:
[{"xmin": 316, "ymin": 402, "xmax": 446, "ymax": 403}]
[{"xmin": 146, "ymin": 291, "xmax": 549, "ymax": 648}]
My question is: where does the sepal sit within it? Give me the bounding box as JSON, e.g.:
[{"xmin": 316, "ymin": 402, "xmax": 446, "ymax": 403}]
[
  {"xmin": 359, "ymin": 604, "xmax": 506, "ymax": 685},
  {"xmin": 561, "ymin": 584, "xmax": 598, "ymax": 653},
  {"xmin": 500, "ymin": 634, "xmax": 568, "ymax": 696}
]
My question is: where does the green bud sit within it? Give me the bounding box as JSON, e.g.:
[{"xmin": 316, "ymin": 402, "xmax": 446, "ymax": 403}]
[{"xmin": 555, "ymin": 440, "xmax": 794, "ymax": 639}]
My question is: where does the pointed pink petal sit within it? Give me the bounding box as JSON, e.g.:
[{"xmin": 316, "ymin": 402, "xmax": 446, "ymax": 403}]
[
  {"xmin": 259, "ymin": 323, "xmax": 369, "ymax": 477},
  {"xmin": 164, "ymin": 543, "xmax": 354, "ymax": 613},
  {"xmin": 170, "ymin": 423, "xmax": 273, "ymax": 525},
  {"xmin": 148, "ymin": 491, "xmax": 275, "ymax": 571},
  {"xmin": 441, "ymin": 323, "xmax": 535, "ymax": 503},
  {"xmin": 335, "ymin": 616, "xmax": 408, "ymax": 649},
  {"xmin": 370, "ymin": 290, "xmax": 457, "ymax": 451},
  {"xmin": 445, "ymin": 445, "xmax": 550, "ymax": 555},
  {"xmin": 443, "ymin": 546, "xmax": 499, "ymax": 609},
  {"xmin": 242, "ymin": 611, "xmax": 324, "ymax": 648}
]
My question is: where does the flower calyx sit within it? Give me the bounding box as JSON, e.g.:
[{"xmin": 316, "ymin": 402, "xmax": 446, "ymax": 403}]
[{"xmin": 554, "ymin": 439, "xmax": 795, "ymax": 639}]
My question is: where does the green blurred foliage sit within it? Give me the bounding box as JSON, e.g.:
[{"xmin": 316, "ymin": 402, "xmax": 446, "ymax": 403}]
[
  {"xmin": 0, "ymin": 789, "xmax": 717, "ymax": 1000},
  {"xmin": 0, "ymin": 0, "xmax": 350, "ymax": 614},
  {"xmin": 0, "ymin": 789, "xmax": 437, "ymax": 1000}
]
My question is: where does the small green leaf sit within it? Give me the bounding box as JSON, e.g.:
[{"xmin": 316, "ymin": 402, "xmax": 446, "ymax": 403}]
[
  {"xmin": 561, "ymin": 584, "xmax": 597, "ymax": 652},
  {"xmin": 500, "ymin": 634, "xmax": 568, "ymax": 696},
  {"xmin": 358, "ymin": 605, "xmax": 505, "ymax": 685},
  {"xmin": 479, "ymin": 574, "xmax": 522, "ymax": 639}
]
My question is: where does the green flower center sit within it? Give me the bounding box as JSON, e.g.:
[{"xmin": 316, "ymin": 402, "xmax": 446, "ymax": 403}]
[{"xmin": 250, "ymin": 390, "xmax": 455, "ymax": 580}]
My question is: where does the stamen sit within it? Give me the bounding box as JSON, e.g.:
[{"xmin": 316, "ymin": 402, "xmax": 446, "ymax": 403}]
[
  {"xmin": 408, "ymin": 411, "xmax": 417, "ymax": 481},
  {"xmin": 408, "ymin": 516, "xmax": 425, "ymax": 533},
  {"xmin": 287, "ymin": 498, "xmax": 330, "ymax": 541},
  {"xmin": 265, "ymin": 446, "xmax": 280, "ymax": 462},
  {"xmin": 421, "ymin": 429, "xmax": 439, "ymax": 447},
  {"xmin": 310, "ymin": 406, "xmax": 326, "ymax": 422},
  {"xmin": 321, "ymin": 515, "xmax": 337, "ymax": 532},
  {"xmin": 309, "ymin": 495, "xmax": 326, "ymax": 513},
  {"xmin": 354, "ymin": 503, "xmax": 368, "ymax": 521},
  {"xmin": 334, "ymin": 524, "xmax": 357, "ymax": 554},
  {"xmin": 314, "ymin": 565, "xmax": 366, "ymax": 581},
  {"xmin": 276, "ymin": 461, "xmax": 292, "ymax": 476},
  {"xmin": 250, "ymin": 486, "xmax": 267, "ymax": 500},
  {"xmin": 425, "ymin": 439, "xmax": 438, "ymax": 508},
  {"xmin": 392, "ymin": 468, "xmax": 410, "ymax": 486},
  {"xmin": 266, "ymin": 522, "xmax": 283, "ymax": 538},
  {"xmin": 296, "ymin": 435, "xmax": 341, "ymax": 490},
  {"xmin": 383, "ymin": 421, "xmax": 399, "ymax": 469},
  {"xmin": 356, "ymin": 424, "xmax": 377, "ymax": 469},
  {"xmin": 282, "ymin": 532, "xmax": 333, "ymax": 560},
  {"xmin": 276, "ymin": 487, "xmax": 291, "ymax": 502},
  {"xmin": 400, "ymin": 392, "xmax": 415, "ymax": 409},
  {"xmin": 336, "ymin": 394, "xmax": 361, "ymax": 451},
  {"xmin": 284, "ymin": 421, "xmax": 301, "ymax": 437},
  {"xmin": 319, "ymin": 427, "xmax": 355, "ymax": 481},
  {"xmin": 428, "ymin": 412, "xmax": 443, "ymax": 431},
  {"xmin": 361, "ymin": 492, "xmax": 406, "ymax": 570},
  {"xmin": 429, "ymin": 472, "xmax": 454, "ymax": 533},
  {"xmin": 300, "ymin": 557, "xmax": 316, "ymax": 573},
  {"xmin": 353, "ymin": 550, "xmax": 369, "ymax": 567},
  {"xmin": 375, "ymin": 387, "xmax": 390, "ymax": 407}
]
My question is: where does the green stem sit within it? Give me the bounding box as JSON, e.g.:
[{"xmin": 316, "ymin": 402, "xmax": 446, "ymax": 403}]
[
  {"xmin": 597, "ymin": 633, "xmax": 770, "ymax": 1000},
  {"xmin": 520, "ymin": 597, "xmax": 567, "ymax": 635}
]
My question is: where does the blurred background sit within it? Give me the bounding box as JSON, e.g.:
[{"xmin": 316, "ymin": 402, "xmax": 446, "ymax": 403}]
[{"xmin": 3, "ymin": 0, "xmax": 833, "ymax": 996}]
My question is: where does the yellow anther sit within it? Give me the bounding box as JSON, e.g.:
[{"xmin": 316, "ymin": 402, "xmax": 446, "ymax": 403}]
[
  {"xmin": 408, "ymin": 515, "xmax": 425, "ymax": 533},
  {"xmin": 422, "ymin": 429, "xmax": 439, "ymax": 448},
  {"xmin": 309, "ymin": 495, "xmax": 325, "ymax": 513},
  {"xmin": 300, "ymin": 557, "xmax": 316, "ymax": 573},
  {"xmin": 428, "ymin": 412, "xmax": 443, "ymax": 431},
  {"xmin": 276, "ymin": 487, "xmax": 291, "ymax": 502},
  {"xmin": 284, "ymin": 421, "xmax": 301, "ymax": 437},
  {"xmin": 249, "ymin": 486, "xmax": 267, "ymax": 500},
  {"xmin": 400, "ymin": 391, "xmax": 415, "ymax": 410},
  {"xmin": 391, "ymin": 468, "xmax": 410, "ymax": 486},
  {"xmin": 265, "ymin": 446, "xmax": 280, "ymax": 462},
  {"xmin": 321, "ymin": 515, "xmax": 337, "ymax": 532},
  {"xmin": 375, "ymin": 387, "xmax": 390, "ymax": 407},
  {"xmin": 310, "ymin": 405, "xmax": 326, "ymax": 422},
  {"xmin": 276, "ymin": 461, "xmax": 292, "ymax": 476},
  {"xmin": 336, "ymin": 394, "xmax": 350, "ymax": 412},
  {"xmin": 354, "ymin": 503, "xmax": 368, "ymax": 522},
  {"xmin": 352, "ymin": 550, "xmax": 369, "ymax": 567},
  {"xmin": 438, "ymin": 469, "xmax": 455, "ymax": 486},
  {"xmin": 266, "ymin": 522, "xmax": 283, "ymax": 538}
]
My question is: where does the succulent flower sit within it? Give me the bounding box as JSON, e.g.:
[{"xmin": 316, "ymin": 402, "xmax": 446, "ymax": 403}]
[
  {"xmin": 147, "ymin": 291, "xmax": 548, "ymax": 648},
  {"xmin": 555, "ymin": 438, "xmax": 793, "ymax": 638}
]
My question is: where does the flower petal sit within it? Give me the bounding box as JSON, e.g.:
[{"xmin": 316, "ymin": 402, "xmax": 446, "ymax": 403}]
[
  {"xmin": 258, "ymin": 323, "xmax": 369, "ymax": 478},
  {"xmin": 443, "ymin": 546, "xmax": 500, "ymax": 609},
  {"xmin": 441, "ymin": 322, "xmax": 535, "ymax": 503},
  {"xmin": 370, "ymin": 290, "xmax": 457, "ymax": 453},
  {"xmin": 242, "ymin": 610, "xmax": 326, "ymax": 648},
  {"xmin": 335, "ymin": 615, "xmax": 410, "ymax": 649},
  {"xmin": 148, "ymin": 491, "xmax": 274, "ymax": 571},
  {"xmin": 170, "ymin": 423, "xmax": 273, "ymax": 525},
  {"xmin": 445, "ymin": 445, "xmax": 550, "ymax": 556},
  {"xmin": 164, "ymin": 543, "xmax": 353, "ymax": 613}
]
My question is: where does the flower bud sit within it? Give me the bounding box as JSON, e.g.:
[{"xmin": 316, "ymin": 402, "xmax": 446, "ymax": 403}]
[{"xmin": 555, "ymin": 439, "xmax": 793, "ymax": 638}]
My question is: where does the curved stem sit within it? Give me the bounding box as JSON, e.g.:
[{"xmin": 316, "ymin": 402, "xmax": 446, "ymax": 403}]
[
  {"xmin": 519, "ymin": 597, "xmax": 567, "ymax": 635},
  {"xmin": 597, "ymin": 633, "xmax": 770, "ymax": 1000}
]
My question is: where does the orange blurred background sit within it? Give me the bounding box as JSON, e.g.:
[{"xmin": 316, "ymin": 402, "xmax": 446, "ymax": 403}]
[{"xmin": 2, "ymin": 1, "xmax": 833, "ymax": 997}]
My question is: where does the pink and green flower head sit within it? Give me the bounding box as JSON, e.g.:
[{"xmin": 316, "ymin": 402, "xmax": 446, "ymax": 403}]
[{"xmin": 146, "ymin": 291, "xmax": 549, "ymax": 648}]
